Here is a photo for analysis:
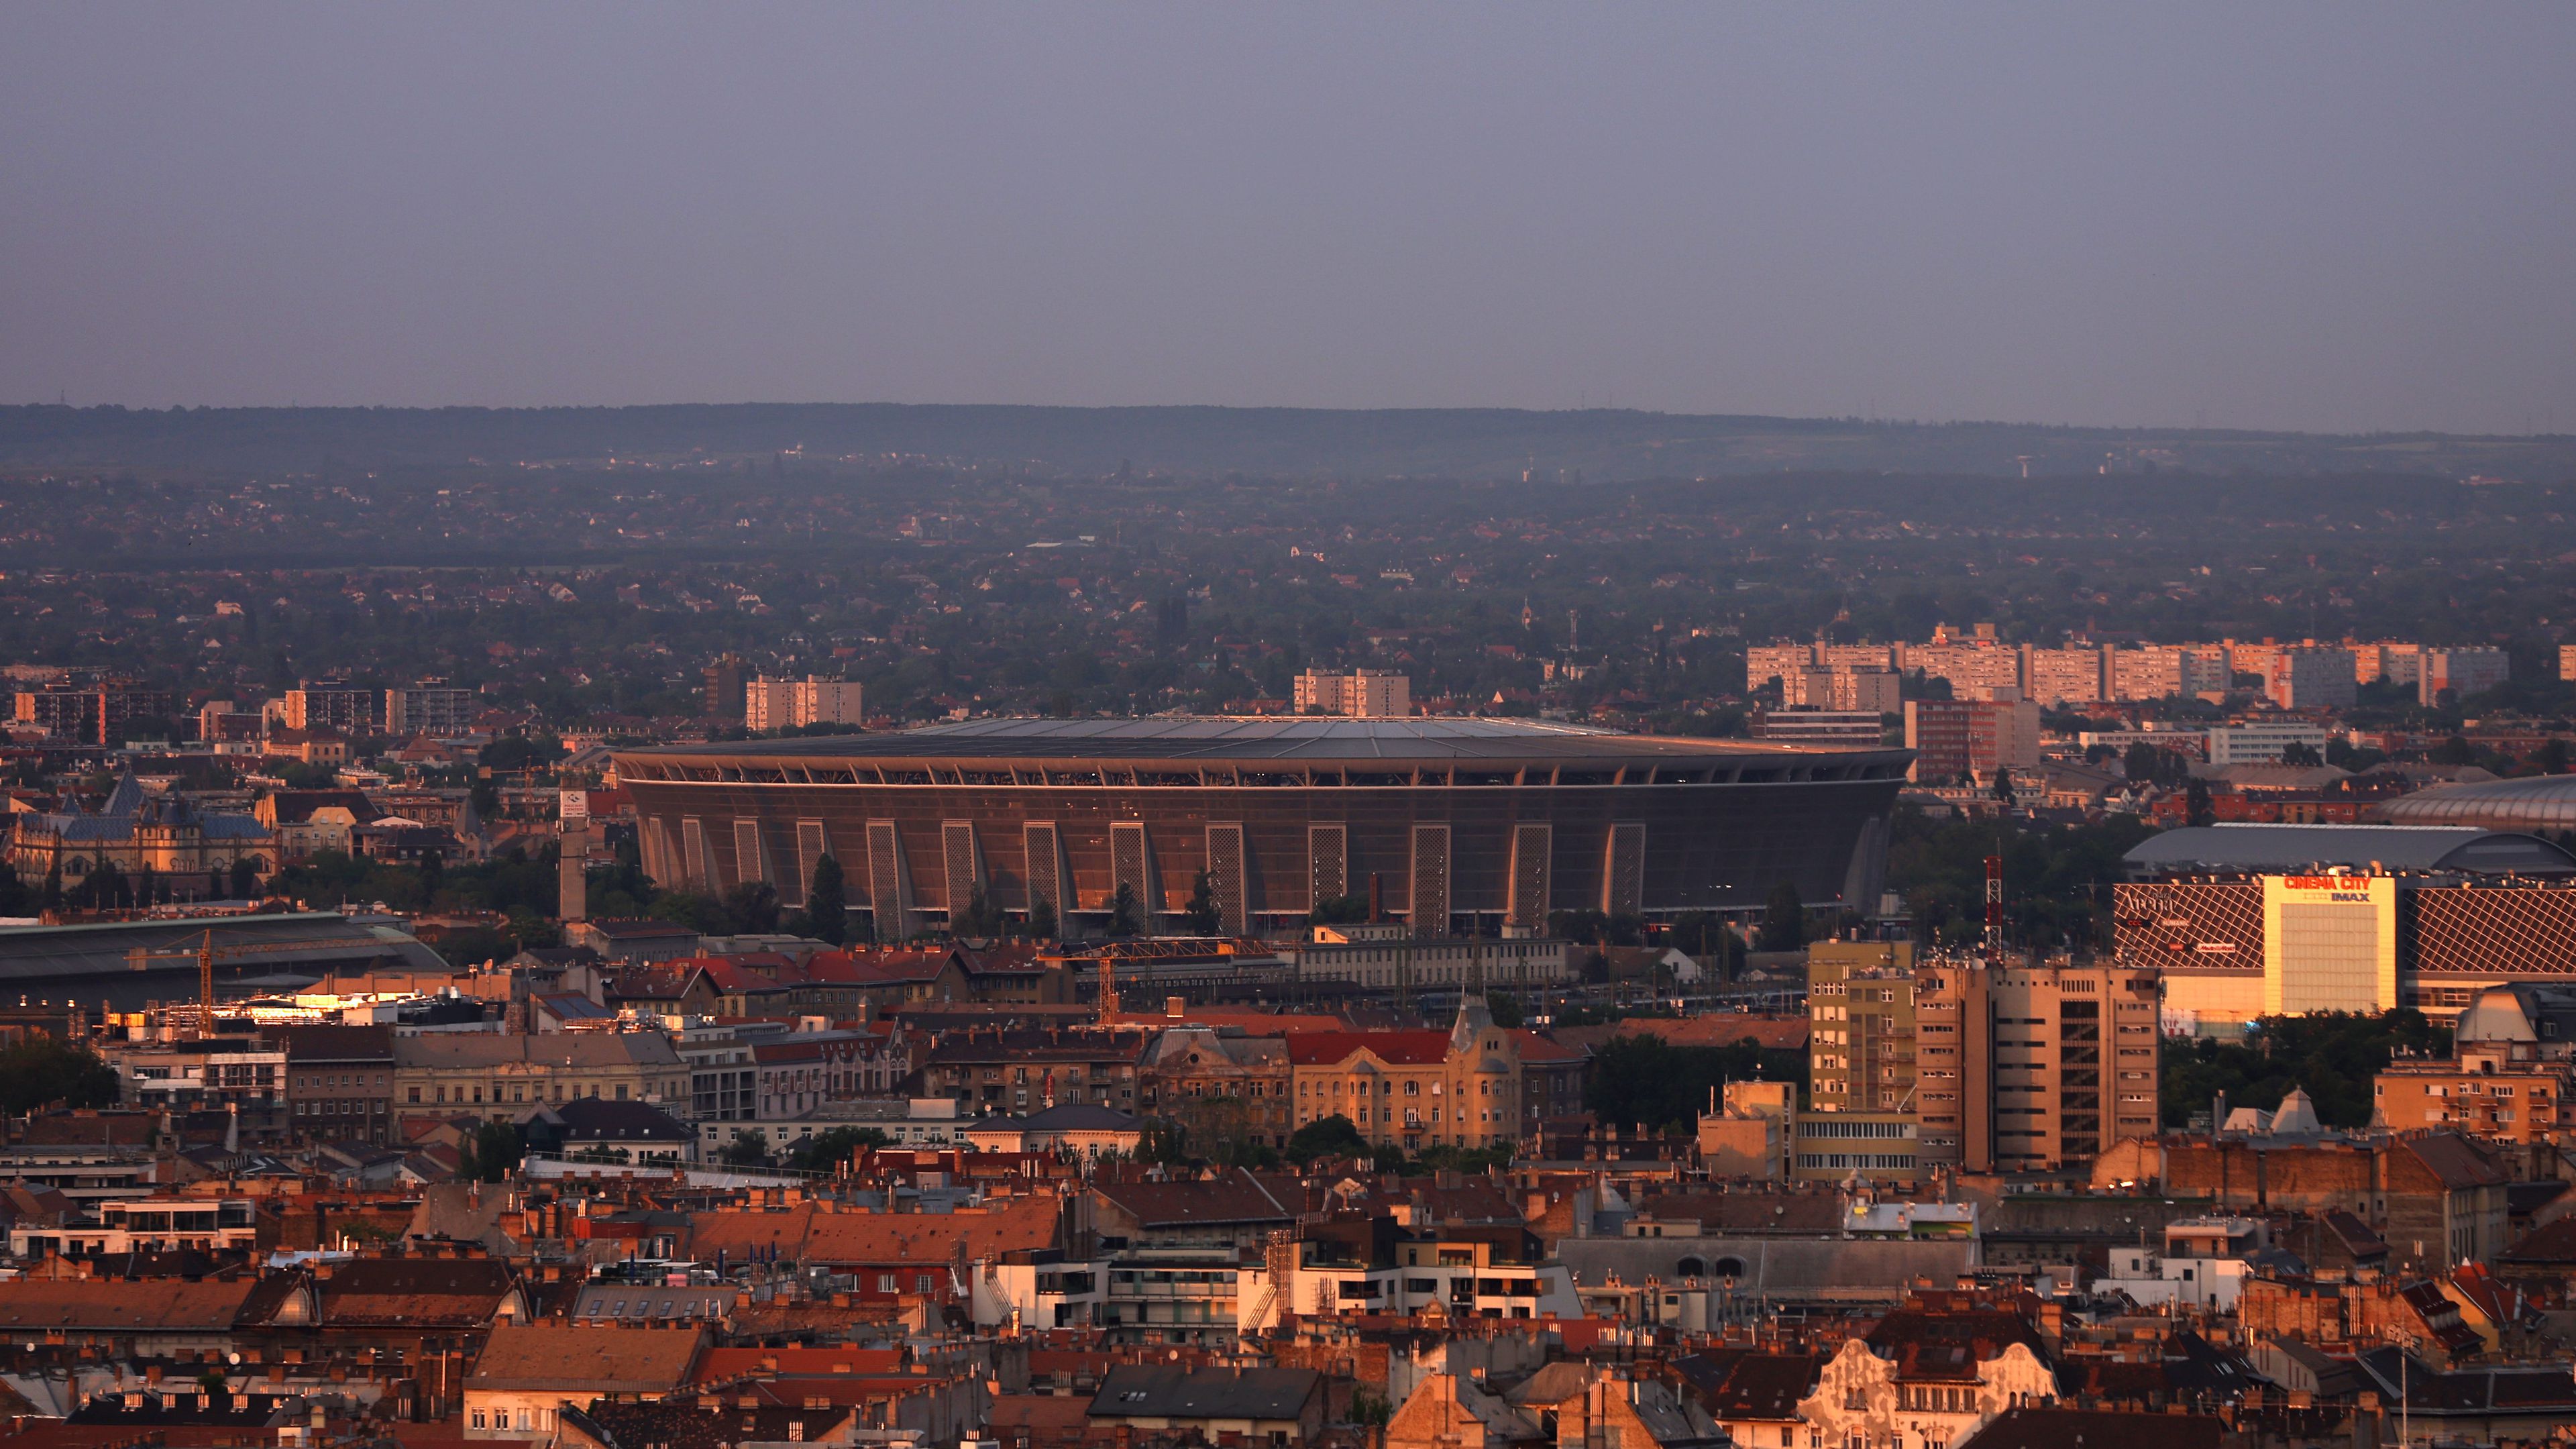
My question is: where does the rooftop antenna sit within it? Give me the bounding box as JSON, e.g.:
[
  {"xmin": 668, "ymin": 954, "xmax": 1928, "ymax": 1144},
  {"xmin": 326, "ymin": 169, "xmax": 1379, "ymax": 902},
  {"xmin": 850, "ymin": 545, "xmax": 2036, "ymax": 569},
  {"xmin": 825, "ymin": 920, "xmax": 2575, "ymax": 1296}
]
[{"xmin": 1983, "ymin": 856, "xmax": 2004, "ymax": 963}]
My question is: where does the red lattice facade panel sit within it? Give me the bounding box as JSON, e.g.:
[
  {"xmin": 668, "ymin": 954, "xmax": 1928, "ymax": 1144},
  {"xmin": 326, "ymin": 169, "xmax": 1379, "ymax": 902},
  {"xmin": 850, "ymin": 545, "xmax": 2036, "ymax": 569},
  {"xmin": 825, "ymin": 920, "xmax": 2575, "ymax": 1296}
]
[
  {"xmin": 2410, "ymin": 885, "xmax": 2576, "ymax": 978},
  {"xmin": 2112, "ymin": 881, "xmax": 2265, "ymax": 974}
]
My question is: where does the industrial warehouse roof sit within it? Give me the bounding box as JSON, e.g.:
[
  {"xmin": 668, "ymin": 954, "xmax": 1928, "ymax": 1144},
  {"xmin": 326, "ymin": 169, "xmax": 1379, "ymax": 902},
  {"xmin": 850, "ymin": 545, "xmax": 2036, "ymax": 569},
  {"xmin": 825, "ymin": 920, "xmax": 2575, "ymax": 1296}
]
[
  {"xmin": 0, "ymin": 912, "xmax": 448, "ymax": 989},
  {"xmin": 2380, "ymin": 772, "xmax": 2576, "ymax": 832},
  {"xmin": 2121, "ymin": 823, "xmax": 2576, "ymax": 877},
  {"xmin": 619, "ymin": 716, "xmax": 1902, "ymax": 767}
]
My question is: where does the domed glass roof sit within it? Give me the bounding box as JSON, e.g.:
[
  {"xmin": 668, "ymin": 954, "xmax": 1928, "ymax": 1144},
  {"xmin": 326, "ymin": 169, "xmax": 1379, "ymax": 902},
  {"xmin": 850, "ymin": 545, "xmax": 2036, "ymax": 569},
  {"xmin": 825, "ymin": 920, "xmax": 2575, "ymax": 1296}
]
[{"xmin": 2381, "ymin": 773, "xmax": 2576, "ymax": 833}]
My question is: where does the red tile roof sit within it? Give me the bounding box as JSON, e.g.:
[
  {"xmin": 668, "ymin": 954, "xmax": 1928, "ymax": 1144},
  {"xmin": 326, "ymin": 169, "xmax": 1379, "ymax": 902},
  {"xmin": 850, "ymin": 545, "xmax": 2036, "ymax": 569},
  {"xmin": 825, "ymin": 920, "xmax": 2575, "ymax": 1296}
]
[
  {"xmin": 801, "ymin": 949, "xmax": 966, "ymax": 985},
  {"xmin": 692, "ymin": 958, "xmax": 791, "ymax": 993},
  {"xmin": 693, "ymin": 1348, "xmax": 906, "ymax": 1383},
  {"xmin": 1512, "ymin": 1030, "xmax": 1588, "ymax": 1065},
  {"xmin": 2501, "ymin": 1216, "xmax": 2576, "ymax": 1265},
  {"xmin": 1959, "ymin": 1408, "xmax": 2222, "ymax": 1449},
  {"xmin": 2404, "ymin": 1132, "xmax": 2508, "ymax": 1189},
  {"xmin": 989, "ymin": 1394, "xmax": 1097, "ymax": 1436},
  {"xmin": 467, "ymin": 1324, "xmax": 705, "ymax": 1393},
  {"xmin": 0, "ymin": 1279, "xmax": 258, "ymax": 1332},
  {"xmin": 1093, "ymin": 1167, "xmax": 1295, "ymax": 1228},
  {"xmin": 1107, "ymin": 1009, "xmax": 1347, "ymax": 1035},
  {"xmin": 686, "ymin": 1195, "xmax": 1063, "ymax": 1268},
  {"xmin": 1285, "ymin": 1030, "xmax": 1454, "ymax": 1067},
  {"xmin": 1696, "ymin": 1353, "xmax": 1818, "ymax": 1419}
]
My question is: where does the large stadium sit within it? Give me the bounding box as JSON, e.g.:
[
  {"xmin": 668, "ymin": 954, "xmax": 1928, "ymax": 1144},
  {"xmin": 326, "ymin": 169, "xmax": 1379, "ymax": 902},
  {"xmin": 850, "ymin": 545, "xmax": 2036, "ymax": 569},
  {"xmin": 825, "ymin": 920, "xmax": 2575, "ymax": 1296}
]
[{"xmin": 612, "ymin": 718, "xmax": 1911, "ymax": 939}]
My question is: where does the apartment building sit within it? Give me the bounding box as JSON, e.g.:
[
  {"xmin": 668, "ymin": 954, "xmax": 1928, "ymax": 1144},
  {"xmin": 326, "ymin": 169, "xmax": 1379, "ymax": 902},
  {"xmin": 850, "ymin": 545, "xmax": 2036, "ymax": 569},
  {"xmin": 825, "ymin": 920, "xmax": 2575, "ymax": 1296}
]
[
  {"xmin": 1807, "ymin": 941, "xmax": 1919, "ymax": 1113},
  {"xmin": 1902, "ymin": 696, "xmax": 2041, "ymax": 784},
  {"xmin": 2206, "ymin": 722, "xmax": 2331, "ymax": 765},
  {"xmin": 1286, "ymin": 1002, "xmax": 1521, "ymax": 1151},
  {"xmin": 745, "ymin": 676, "xmax": 864, "ymax": 731},
  {"xmin": 1807, "ymin": 945, "xmax": 2159, "ymax": 1174},
  {"xmin": 2266, "ymin": 647, "xmax": 2357, "ymax": 711},
  {"xmin": 2076, "ymin": 727, "xmax": 2208, "ymax": 761},
  {"xmin": 2022, "ymin": 646, "xmax": 2106, "ymax": 707},
  {"xmin": 2420, "ymin": 647, "xmax": 2508, "ymax": 706},
  {"xmin": 915, "ymin": 1027, "xmax": 1148, "ymax": 1114},
  {"xmin": 1139, "ymin": 1026, "xmax": 1295, "ymax": 1147},
  {"xmin": 1745, "ymin": 644, "xmax": 1810, "ymax": 692},
  {"xmin": 385, "ymin": 682, "xmax": 478, "ymax": 736},
  {"xmin": 1756, "ymin": 631, "xmax": 2493, "ymax": 714},
  {"xmin": 1915, "ymin": 959, "xmax": 2161, "ymax": 1173},
  {"xmin": 2355, "ymin": 641, "xmax": 2424, "ymax": 687},
  {"xmin": 285, "ymin": 680, "xmax": 382, "ymax": 734},
  {"xmin": 747, "ymin": 675, "xmax": 795, "ymax": 732},
  {"xmin": 703, "ymin": 653, "xmax": 747, "ymax": 718},
  {"xmin": 1289, "ymin": 923, "xmax": 1571, "ymax": 994},
  {"xmin": 1293, "ymin": 669, "xmax": 1411, "ymax": 717},
  {"xmin": 390, "ymin": 1032, "xmax": 687, "ymax": 1117},
  {"xmin": 197, "ymin": 699, "xmax": 266, "ymax": 743},
  {"xmin": 1815, "ymin": 642, "xmax": 1900, "ymax": 672},
  {"xmin": 108, "ymin": 1036, "xmax": 288, "ymax": 1112},
  {"xmin": 1756, "ymin": 708, "xmax": 1886, "ymax": 745},
  {"xmin": 277, "ymin": 1024, "xmax": 397, "ymax": 1144},
  {"xmin": 1900, "ymin": 641, "xmax": 2024, "ymax": 700},
  {"xmin": 2374, "ymin": 1044, "xmax": 2569, "ymax": 1144},
  {"xmin": 2108, "ymin": 645, "xmax": 2232, "ymax": 702},
  {"xmin": 1697, "ymin": 1079, "xmax": 1792, "ymax": 1177},
  {"xmin": 13, "ymin": 680, "xmax": 174, "ymax": 743},
  {"xmin": 1786, "ymin": 664, "xmax": 1901, "ymax": 712},
  {"xmin": 1748, "ymin": 641, "xmax": 1899, "ymax": 691}
]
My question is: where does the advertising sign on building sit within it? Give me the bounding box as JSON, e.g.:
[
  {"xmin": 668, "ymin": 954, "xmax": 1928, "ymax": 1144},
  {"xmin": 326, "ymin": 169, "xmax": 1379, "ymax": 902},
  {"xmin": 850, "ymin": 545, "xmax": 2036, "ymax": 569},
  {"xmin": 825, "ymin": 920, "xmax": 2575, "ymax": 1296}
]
[{"xmin": 2259, "ymin": 874, "xmax": 2397, "ymax": 1016}]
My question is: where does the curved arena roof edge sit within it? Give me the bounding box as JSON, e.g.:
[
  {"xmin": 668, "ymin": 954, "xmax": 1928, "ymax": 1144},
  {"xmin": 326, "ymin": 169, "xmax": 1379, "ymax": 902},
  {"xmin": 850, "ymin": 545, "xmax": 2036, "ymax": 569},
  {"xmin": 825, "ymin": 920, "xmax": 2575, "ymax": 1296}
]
[
  {"xmin": 2379, "ymin": 773, "xmax": 2576, "ymax": 833},
  {"xmin": 614, "ymin": 715, "xmax": 1909, "ymax": 769},
  {"xmin": 2122, "ymin": 822, "xmax": 2576, "ymax": 877}
]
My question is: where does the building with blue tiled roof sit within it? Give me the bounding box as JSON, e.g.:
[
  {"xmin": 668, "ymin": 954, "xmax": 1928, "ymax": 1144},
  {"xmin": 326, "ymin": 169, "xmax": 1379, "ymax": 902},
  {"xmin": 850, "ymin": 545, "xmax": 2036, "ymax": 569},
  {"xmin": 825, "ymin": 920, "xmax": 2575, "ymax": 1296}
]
[{"xmin": 7, "ymin": 771, "xmax": 272, "ymax": 897}]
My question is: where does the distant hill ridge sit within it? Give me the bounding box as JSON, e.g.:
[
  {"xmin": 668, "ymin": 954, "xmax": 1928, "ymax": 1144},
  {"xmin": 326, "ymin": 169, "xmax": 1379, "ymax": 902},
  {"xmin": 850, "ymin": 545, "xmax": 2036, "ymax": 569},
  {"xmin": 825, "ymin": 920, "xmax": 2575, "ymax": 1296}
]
[{"xmin": 0, "ymin": 402, "xmax": 2569, "ymax": 481}]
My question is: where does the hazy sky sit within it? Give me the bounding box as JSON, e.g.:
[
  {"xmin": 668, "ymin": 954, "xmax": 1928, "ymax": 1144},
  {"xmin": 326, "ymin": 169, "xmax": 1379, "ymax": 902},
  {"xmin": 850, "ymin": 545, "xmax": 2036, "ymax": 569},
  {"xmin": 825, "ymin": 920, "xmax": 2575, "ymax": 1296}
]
[{"xmin": 4, "ymin": 5, "xmax": 2572, "ymax": 433}]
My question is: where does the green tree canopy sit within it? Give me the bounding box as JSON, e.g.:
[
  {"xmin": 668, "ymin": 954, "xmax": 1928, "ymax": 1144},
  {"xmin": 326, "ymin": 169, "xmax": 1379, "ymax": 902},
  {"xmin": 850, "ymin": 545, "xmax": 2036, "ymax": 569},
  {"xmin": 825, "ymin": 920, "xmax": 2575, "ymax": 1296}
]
[
  {"xmin": 462, "ymin": 1122, "xmax": 523, "ymax": 1182},
  {"xmin": 1585, "ymin": 1032, "xmax": 1807, "ymax": 1134},
  {"xmin": 952, "ymin": 883, "xmax": 1005, "ymax": 939},
  {"xmin": 1183, "ymin": 870, "xmax": 1222, "ymax": 935},
  {"xmin": 785, "ymin": 1126, "xmax": 890, "ymax": 1173},
  {"xmin": 0, "ymin": 1037, "xmax": 121, "ymax": 1114},
  {"xmin": 1283, "ymin": 1113, "xmax": 1369, "ymax": 1163},
  {"xmin": 2162, "ymin": 1010, "xmax": 2446, "ymax": 1129},
  {"xmin": 1884, "ymin": 806, "xmax": 2154, "ymax": 953},
  {"xmin": 1309, "ymin": 894, "xmax": 1368, "ymax": 924},
  {"xmin": 1108, "ymin": 882, "xmax": 1144, "ymax": 938},
  {"xmin": 720, "ymin": 1129, "xmax": 774, "ymax": 1167},
  {"xmin": 1757, "ymin": 881, "xmax": 1806, "ymax": 953},
  {"xmin": 804, "ymin": 855, "xmax": 848, "ymax": 945}
]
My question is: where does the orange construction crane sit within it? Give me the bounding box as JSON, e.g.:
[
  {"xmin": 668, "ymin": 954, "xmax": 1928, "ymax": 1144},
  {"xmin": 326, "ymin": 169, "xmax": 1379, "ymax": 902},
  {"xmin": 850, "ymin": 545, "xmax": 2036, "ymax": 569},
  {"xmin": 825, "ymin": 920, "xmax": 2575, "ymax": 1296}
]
[{"xmin": 124, "ymin": 930, "xmax": 389, "ymax": 1038}]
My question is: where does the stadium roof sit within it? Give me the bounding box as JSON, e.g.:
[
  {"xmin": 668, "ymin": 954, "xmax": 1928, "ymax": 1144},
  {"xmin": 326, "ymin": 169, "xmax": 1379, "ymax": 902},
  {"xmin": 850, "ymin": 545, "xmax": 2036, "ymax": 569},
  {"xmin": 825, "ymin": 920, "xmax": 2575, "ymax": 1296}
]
[
  {"xmin": 2121, "ymin": 823, "xmax": 2576, "ymax": 878},
  {"xmin": 0, "ymin": 912, "xmax": 448, "ymax": 990},
  {"xmin": 2379, "ymin": 773, "xmax": 2576, "ymax": 832},
  {"xmin": 620, "ymin": 716, "xmax": 1900, "ymax": 766}
]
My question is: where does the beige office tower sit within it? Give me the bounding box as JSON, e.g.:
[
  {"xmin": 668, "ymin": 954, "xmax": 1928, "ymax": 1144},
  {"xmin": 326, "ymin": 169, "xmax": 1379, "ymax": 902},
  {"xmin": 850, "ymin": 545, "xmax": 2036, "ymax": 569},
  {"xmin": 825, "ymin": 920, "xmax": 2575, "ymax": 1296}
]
[
  {"xmin": 1914, "ymin": 959, "xmax": 2161, "ymax": 1173},
  {"xmin": 746, "ymin": 676, "xmax": 864, "ymax": 731},
  {"xmin": 1805, "ymin": 941, "xmax": 1919, "ymax": 1113},
  {"xmin": 1293, "ymin": 669, "xmax": 1411, "ymax": 716}
]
